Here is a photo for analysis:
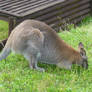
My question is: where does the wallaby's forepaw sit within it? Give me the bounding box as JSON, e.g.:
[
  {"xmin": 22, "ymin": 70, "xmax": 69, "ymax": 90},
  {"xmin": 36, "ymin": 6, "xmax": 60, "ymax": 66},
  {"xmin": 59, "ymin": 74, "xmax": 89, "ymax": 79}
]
[
  {"xmin": 29, "ymin": 65, "xmax": 33, "ymax": 69},
  {"xmin": 35, "ymin": 67, "xmax": 45, "ymax": 72}
]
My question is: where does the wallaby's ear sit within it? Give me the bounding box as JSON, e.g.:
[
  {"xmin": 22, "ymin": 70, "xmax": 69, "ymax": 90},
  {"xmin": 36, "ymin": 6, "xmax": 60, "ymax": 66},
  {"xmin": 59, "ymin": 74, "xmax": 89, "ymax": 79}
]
[
  {"xmin": 78, "ymin": 42, "xmax": 84, "ymax": 49},
  {"xmin": 78, "ymin": 42, "xmax": 86, "ymax": 56}
]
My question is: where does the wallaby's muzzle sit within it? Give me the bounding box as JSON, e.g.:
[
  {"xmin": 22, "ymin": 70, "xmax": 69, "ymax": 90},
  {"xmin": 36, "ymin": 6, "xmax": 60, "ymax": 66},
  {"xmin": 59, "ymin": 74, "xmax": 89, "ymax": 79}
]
[{"xmin": 82, "ymin": 60, "xmax": 88, "ymax": 69}]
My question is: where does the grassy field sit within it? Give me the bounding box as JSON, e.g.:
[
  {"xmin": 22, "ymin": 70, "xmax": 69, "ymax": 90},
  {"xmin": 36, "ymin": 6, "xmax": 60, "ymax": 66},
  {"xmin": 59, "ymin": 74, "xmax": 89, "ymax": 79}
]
[{"xmin": 0, "ymin": 16, "xmax": 92, "ymax": 92}]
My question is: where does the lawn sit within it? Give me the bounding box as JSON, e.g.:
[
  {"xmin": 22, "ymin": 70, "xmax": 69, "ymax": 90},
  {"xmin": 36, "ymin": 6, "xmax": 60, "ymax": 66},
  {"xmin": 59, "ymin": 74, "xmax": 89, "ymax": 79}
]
[{"xmin": 0, "ymin": 16, "xmax": 92, "ymax": 92}]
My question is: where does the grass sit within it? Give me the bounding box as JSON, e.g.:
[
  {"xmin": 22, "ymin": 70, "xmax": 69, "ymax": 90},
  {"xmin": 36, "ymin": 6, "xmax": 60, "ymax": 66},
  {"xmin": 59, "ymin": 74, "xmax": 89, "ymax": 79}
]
[
  {"xmin": 0, "ymin": 20, "xmax": 8, "ymax": 41},
  {"xmin": 0, "ymin": 16, "xmax": 92, "ymax": 92}
]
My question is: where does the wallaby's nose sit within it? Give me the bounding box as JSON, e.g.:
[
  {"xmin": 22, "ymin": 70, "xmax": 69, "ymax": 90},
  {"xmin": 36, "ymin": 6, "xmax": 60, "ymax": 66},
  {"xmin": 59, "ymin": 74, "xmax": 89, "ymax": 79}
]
[{"xmin": 82, "ymin": 60, "xmax": 88, "ymax": 69}]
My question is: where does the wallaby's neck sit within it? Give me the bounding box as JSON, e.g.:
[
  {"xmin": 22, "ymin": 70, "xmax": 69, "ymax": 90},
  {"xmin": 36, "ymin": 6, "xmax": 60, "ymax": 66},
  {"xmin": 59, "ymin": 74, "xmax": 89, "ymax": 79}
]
[{"xmin": 52, "ymin": 31, "xmax": 81, "ymax": 63}]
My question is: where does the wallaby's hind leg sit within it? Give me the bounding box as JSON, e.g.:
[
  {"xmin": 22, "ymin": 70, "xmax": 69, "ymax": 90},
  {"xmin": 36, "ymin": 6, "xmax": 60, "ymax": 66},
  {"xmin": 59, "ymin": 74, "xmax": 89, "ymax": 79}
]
[{"xmin": 24, "ymin": 54, "xmax": 45, "ymax": 72}]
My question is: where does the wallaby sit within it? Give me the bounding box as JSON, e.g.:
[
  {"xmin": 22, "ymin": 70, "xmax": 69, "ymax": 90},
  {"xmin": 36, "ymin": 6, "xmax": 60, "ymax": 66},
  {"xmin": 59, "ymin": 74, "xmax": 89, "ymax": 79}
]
[{"xmin": 0, "ymin": 20, "xmax": 88, "ymax": 72}]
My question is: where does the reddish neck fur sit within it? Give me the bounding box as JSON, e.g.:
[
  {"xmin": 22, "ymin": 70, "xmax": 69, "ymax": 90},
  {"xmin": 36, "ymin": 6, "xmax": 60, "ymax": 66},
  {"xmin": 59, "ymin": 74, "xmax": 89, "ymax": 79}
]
[{"xmin": 52, "ymin": 31, "xmax": 81, "ymax": 63}]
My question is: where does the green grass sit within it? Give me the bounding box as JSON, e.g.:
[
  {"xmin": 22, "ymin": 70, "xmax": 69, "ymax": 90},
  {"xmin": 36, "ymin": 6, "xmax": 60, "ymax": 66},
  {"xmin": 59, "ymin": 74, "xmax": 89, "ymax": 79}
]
[
  {"xmin": 0, "ymin": 16, "xmax": 92, "ymax": 92},
  {"xmin": 0, "ymin": 20, "xmax": 8, "ymax": 41}
]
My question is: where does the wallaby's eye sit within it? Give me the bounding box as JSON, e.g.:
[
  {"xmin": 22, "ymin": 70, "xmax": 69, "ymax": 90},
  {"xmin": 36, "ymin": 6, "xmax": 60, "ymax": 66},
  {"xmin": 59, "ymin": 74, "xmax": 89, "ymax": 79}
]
[
  {"xmin": 80, "ymin": 52, "xmax": 83, "ymax": 56},
  {"xmin": 80, "ymin": 49, "xmax": 86, "ymax": 56}
]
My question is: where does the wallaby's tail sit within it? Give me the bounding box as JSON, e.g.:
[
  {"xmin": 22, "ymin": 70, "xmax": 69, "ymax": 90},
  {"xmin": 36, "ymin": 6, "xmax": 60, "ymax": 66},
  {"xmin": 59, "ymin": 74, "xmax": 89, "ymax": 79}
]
[{"xmin": 0, "ymin": 47, "xmax": 11, "ymax": 61}]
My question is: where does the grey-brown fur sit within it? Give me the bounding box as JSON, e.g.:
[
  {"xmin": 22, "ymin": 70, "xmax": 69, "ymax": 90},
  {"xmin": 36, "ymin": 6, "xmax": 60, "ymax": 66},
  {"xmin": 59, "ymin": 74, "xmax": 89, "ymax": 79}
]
[{"xmin": 0, "ymin": 20, "xmax": 88, "ymax": 71}]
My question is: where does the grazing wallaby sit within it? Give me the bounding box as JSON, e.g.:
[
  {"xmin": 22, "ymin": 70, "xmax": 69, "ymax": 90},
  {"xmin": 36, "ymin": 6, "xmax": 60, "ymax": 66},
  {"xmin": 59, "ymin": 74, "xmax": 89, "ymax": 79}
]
[{"xmin": 0, "ymin": 20, "xmax": 88, "ymax": 72}]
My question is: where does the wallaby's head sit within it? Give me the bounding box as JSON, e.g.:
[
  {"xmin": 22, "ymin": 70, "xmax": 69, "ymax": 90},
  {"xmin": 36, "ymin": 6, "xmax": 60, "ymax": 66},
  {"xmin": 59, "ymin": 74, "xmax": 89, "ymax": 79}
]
[{"xmin": 78, "ymin": 42, "xmax": 88, "ymax": 69}]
